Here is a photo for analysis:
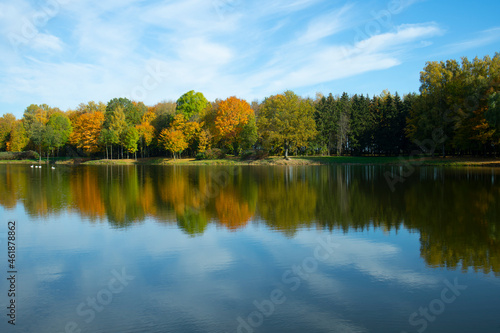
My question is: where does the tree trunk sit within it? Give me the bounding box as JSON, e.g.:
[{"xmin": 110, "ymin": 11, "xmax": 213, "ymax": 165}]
[{"xmin": 284, "ymin": 140, "xmax": 289, "ymax": 159}]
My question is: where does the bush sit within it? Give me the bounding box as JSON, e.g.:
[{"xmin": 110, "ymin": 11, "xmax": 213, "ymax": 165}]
[
  {"xmin": 0, "ymin": 150, "xmax": 39, "ymax": 160},
  {"xmin": 197, "ymin": 148, "xmax": 226, "ymax": 160},
  {"xmin": 239, "ymin": 149, "xmax": 254, "ymax": 160},
  {"xmin": 0, "ymin": 152, "xmax": 15, "ymax": 160},
  {"xmin": 18, "ymin": 150, "xmax": 40, "ymax": 160},
  {"xmin": 240, "ymin": 149, "xmax": 269, "ymax": 160}
]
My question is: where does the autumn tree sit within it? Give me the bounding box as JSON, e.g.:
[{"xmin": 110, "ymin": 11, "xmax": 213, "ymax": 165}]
[
  {"xmin": 135, "ymin": 110, "xmax": 156, "ymax": 158},
  {"xmin": 212, "ymin": 96, "xmax": 254, "ymax": 152},
  {"xmin": 159, "ymin": 128, "xmax": 188, "ymax": 159},
  {"xmin": 0, "ymin": 113, "xmax": 16, "ymax": 151},
  {"xmin": 258, "ymin": 90, "xmax": 317, "ymax": 158},
  {"xmin": 76, "ymin": 101, "xmax": 106, "ymax": 114},
  {"xmin": 408, "ymin": 54, "xmax": 500, "ymax": 156},
  {"xmin": 70, "ymin": 111, "xmax": 105, "ymax": 154},
  {"xmin": 170, "ymin": 114, "xmax": 202, "ymax": 155},
  {"xmin": 6, "ymin": 120, "xmax": 29, "ymax": 152}
]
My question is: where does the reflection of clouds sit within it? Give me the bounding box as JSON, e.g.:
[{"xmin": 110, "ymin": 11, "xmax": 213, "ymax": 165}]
[
  {"xmin": 180, "ymin": 246, "xmax": 233, "ymax": 275},
  {"xmin": 277, "ymin": 298, "xmax": 369, "ymax": 333},
  {"xmin": 255, "ymin": 228, "xmax": 441, "ymax": 288},
  {"xmin": 6, "ymin": 211, "xmax": 441, "ymax": 332},
  {"xmin": 34, "ymin": 263, "xmax": 65, "ymax": 282}
]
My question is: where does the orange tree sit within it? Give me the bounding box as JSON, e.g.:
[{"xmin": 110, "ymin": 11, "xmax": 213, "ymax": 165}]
[
  {"xmin": 70, "ymin": 111, "xmax": 105, "ymax": 154},
  {"xmin": 213, "ymin": 96, "xmax": 254, "ymax": 152}
]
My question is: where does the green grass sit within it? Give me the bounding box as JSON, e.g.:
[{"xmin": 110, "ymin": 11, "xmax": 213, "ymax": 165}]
[{"xmin": 301, "ymin": 156, "xmax": 413, "ymax": 164}]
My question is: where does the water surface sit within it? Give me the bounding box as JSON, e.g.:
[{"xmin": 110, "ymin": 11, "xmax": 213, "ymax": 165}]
[{"xmin": 0, "ymin": 164, "xmax": 499, "ymax": 333}]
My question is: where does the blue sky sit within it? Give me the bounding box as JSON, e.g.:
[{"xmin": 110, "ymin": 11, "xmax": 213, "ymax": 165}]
[{"xmin": 0, "ymin": 0, "xmax": 499, "ymax": 119}]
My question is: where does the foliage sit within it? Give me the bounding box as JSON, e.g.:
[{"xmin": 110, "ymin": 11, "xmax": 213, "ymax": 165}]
[
  {"xmin": 213, "ymin": 96, "xmax": 254, "ymax": 149},
  {"xmin": 196, "ymin": 148, "xmax": 226, "ymax": 160},
  {"xmin": 106, "ymin": 97, "xmax": 143, "ymax": 126},
  {"xmin": 239, "ymin": 149, "xmax": 268, "ymax": 160},
  {"xmin": 0, "ymin": 113, "xmax": 16, "ymax": 151},
  {"xmin": 159, "ymin": 128, "xmax": 188, "ymax": 159},
  {"xmin": 407, "ymin": 54, "xmax": 500, "ymax": 155},
  {"xmin": 6, "ymin": 121, "xmax": 29, "ymax": 152},
  {"xmin": 0, "ymin": 150, "xmax": 39, "ymax": 160},
  {"xmin": 123, "ymin": 126, "xmax": 140, "ymax": 154},
  {"xmin": 176, "ymin": 90, "xmax": 209, "ymax": 120},
  {"xmin": 45, "ymin": 113, "xmax": 72, "ymax": 154},
  {"xmin": 70, "ymin": 111, "xmax": 105, "ymax": 153},
  {"xmin": 258, "ymin": 90, "xmax": 317, "ymax": 158}
]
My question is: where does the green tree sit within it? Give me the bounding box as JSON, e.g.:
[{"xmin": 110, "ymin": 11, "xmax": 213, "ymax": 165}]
[
  {"xmin": 176, "ymin": 90, "xmax": 209, "ymax": 120},
  {"xmin": 258, "ymin": 91, "xmax": 317, "ymax": 158},
  {"xmin": 314, "ymin": 93, "xmax": 337, "ymax": 155},
  {"xmin": 45, "ymin": 113, "xmax": 72, "ymax": 156},
  {"xmin": 349, "ymin": 94, "xmax": 373, "ymax": 155},
  {"xmin": 486, "ymin": 92, "xmax": 500, "ymax": 145},
  {"xmin": 239, "ymin": 114, "xmax": 258, "ymax": 151},
  {"xmin": 105, "ymin": 97, "xmax": 143, "ymax": 126},
  {"xmin": 123, "ymin": 126, "xmax": 140, "ymax": 159}
]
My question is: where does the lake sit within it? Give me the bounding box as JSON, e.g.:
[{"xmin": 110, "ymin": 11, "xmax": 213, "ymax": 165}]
[{"xmin": 0, "ymin": 164, "xmax": 499, "ymax": 333}]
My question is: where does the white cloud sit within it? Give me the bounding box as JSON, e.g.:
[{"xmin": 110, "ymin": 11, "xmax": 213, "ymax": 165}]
[{"xmin": 31, "ymin": 33, "xmax": 64, "ymax": 52}]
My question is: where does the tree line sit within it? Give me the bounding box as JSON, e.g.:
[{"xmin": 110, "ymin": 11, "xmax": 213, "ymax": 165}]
[{"xmin": 0, "ymin": 53, "xmax": 499, "ymax": 160}]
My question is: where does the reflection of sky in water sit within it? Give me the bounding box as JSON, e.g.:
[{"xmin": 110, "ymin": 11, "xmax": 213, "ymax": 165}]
[
  {"xmin": 1, "ymin": 164, "xmax": 500, "ymax": 332},
  {"xmin": 1, "ymin": 207, "xmax": 499, "ymax": 333}
]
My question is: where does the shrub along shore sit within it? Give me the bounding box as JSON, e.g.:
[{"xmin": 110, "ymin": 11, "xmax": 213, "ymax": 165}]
[{"xmin": 1, "ymin": 151, "xmax": 499, "ymax": 167}]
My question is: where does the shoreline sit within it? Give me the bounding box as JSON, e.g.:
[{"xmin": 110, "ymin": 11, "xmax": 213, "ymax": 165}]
[{"xmin": 1, "ymin": 156, "xmax": 499, "ymax": 167}]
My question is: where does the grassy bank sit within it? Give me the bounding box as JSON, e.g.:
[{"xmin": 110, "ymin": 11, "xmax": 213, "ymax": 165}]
[{"xmin": 1, "ymin": 155, "xmax": 499, "ymax": 167}]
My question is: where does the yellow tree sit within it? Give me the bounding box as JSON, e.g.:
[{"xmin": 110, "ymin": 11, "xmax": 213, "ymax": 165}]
[
  {"xmin": 197, "ymin": 129, "xmax": 211, "ymax": 153},
  {"xmin": 70, "ymin": 111, "xmax": 105, "ymax": 153},
  {"xmin": 135, "ymin": 110, "xmax": 156, "ymax": 158},
  {"xmin": 159, "ymin": 128, "xmax": 188, "ymax": 160},
  {"xmin": 171, "ymin": 114, "xmax": 201, "ymax": 154},
  {"xmin": 0, "ymin": 113, "xmax": 16, "ymax": 150},
  {"xmin": 6, "ymin": 120, "xmax": 29, "ymax": 152}
]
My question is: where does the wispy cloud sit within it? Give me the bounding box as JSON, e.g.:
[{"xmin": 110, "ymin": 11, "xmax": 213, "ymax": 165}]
[
  {"xmin": 296, "ymin": 4, "xmax": 353, "ymax": 44},
  {"xmin": 441, "ymin": 27, "xmax": 500, "ymax": 55}
]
